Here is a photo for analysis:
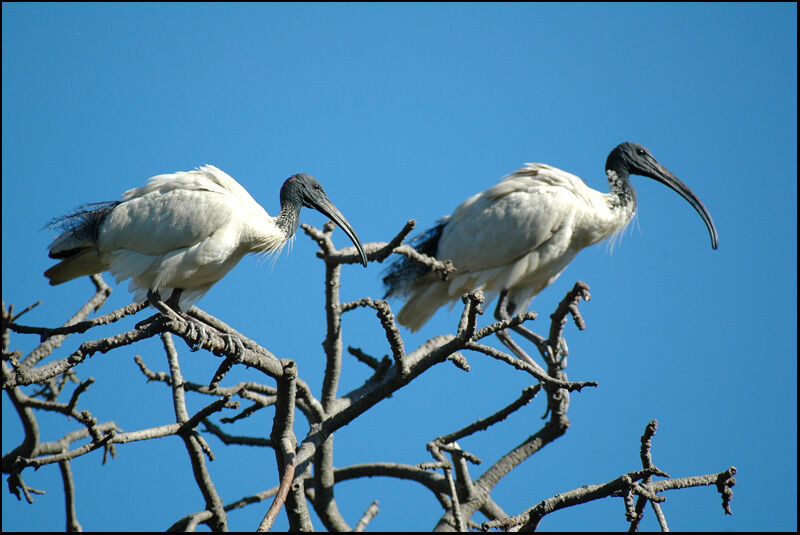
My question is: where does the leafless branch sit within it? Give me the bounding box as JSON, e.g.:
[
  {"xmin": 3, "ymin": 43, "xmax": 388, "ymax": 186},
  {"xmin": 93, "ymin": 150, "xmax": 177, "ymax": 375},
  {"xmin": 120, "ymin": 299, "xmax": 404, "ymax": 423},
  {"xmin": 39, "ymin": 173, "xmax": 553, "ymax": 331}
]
[
  {"xmin": 260, "ymin": 359, "xmax": 299, "ymax": 531},
  {"xmin": 2, "ymin": 228, "xmax": 735, "ymax": 532}
]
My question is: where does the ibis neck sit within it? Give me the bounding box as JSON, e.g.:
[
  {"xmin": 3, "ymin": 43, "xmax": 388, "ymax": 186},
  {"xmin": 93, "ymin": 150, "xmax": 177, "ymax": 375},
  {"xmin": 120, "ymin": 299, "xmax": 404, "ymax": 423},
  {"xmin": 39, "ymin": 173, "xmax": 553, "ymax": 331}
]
[
  {"xmin": 274, "ymin": 200, "xmax": 302, "ymax": 241},
  {"xmin": 587, "ymin": 168, "xmax": 638, "ymax": 246},
  {"xmin": 606, "ymin": 168, "xmax": 637, "ymax": 212}
]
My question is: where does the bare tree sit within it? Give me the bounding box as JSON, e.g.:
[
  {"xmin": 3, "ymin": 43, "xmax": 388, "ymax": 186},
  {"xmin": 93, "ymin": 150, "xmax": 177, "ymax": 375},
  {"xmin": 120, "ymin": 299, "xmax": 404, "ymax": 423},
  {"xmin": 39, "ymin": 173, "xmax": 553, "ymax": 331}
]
[{"xmin": 2, "ymin": 221, "xmax": 735, "ymax": 531}]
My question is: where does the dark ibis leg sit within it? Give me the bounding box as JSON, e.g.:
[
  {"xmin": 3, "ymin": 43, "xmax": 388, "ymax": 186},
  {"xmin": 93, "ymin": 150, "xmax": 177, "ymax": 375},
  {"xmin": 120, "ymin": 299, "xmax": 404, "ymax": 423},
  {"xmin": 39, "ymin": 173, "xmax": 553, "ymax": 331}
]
[
  {"xmin": 493, "ymin": 291, "xmax": 546, "ymax": 373},
  {"xmin": 163, "ymin": 288, "xmax": 183, "ymax": 312},
  {"xmin": 135, "ymin": 289, "xmax": 183, "ymax": 328},
  {"xmin": 496, "ymin": 291, "xmax": 562, "ymax": 364},
  {"xmin": 496, "ymin": 291, "xmax": 568, "ymax": 420},
  {"xmin": 144, "ymin": 289, "xmax": 181, "ymax": 319},
  {"xmin": 145, "ymin": 289, "xmax": 211, "ymax": 351}
]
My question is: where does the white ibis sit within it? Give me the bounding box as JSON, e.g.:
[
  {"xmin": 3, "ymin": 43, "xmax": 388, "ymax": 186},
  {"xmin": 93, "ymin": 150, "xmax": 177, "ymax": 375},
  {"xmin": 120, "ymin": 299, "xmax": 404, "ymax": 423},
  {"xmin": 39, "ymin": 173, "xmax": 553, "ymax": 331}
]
[
  {"xmin": 45, "ymin": 166, "xmax": 368, "ymax": 316},
  {"xmin": 384, "ymin": 142, "xmax": 718, "ymax": 332}
]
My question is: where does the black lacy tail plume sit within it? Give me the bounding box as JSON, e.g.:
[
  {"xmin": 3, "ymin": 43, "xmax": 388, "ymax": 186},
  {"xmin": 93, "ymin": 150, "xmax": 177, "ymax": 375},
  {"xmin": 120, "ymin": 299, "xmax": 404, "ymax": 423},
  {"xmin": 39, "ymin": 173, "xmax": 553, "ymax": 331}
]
[
  {"xmin": 46, "ymin": 201, "xmax": 120, "ymax": 257},
  {"xmin": 382, "ymin": 220, "xmax": 447, "ymax": 298}
]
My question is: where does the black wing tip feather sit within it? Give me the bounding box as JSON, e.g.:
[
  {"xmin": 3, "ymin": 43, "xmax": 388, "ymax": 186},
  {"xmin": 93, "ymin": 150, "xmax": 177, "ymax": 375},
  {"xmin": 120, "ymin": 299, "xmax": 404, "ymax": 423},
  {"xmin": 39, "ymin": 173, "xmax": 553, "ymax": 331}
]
[
  {"xmin": 45, "ymin": 201, "xmax": 120, "ymax": 232},
  {"xmin": 382, "ymin": 220, "xmax": 446, "ymax": 298},
  {"xmin": 45, "ymin": 201, "xmax": 121, "ymax": 257}
]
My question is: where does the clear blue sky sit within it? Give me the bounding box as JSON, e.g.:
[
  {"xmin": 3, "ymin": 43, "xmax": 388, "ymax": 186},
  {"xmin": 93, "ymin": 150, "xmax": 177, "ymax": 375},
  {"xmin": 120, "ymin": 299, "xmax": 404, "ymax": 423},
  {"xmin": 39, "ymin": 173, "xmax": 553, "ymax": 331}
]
[{"xmin": 2, "ymin": 3, "xmax": 796, "ymax": 532}]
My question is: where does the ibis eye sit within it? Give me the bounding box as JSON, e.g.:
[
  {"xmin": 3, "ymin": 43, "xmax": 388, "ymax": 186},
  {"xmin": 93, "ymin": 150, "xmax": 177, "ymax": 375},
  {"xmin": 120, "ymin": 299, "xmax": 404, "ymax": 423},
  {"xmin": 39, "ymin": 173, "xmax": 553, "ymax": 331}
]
[{"xmin": 636, "ymin": 148, "xmax": 646, "ymax": 156}]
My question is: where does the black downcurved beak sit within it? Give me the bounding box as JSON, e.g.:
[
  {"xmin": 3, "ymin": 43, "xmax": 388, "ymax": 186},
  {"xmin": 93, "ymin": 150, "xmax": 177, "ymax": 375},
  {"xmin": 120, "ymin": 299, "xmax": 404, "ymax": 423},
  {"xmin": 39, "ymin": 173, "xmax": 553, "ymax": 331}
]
[
  {"xmin": 310, "ymin": 196, "xmax": 369, "ymax": 266},
  {"xmin": 646, "ymin": 161, "xmax": 719, "ymax": 250}
]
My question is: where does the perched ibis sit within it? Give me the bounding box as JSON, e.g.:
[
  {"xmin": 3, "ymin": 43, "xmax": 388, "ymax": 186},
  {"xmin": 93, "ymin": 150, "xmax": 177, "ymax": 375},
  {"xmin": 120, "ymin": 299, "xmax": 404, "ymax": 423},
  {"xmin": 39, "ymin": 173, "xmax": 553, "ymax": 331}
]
[
  {"xmin": 45, "ymin": 166, "xmax": 368, "ymax": 317},
  {"xmin": 384, "ymin": 142, "xmax": 718, "ymax": 334}
]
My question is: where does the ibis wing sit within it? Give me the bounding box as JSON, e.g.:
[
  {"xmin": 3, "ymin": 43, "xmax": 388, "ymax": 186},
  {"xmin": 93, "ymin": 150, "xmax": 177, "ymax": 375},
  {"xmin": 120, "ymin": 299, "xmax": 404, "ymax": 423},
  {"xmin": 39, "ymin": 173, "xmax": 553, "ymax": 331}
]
[
  {"xmin": 98, "ymin": 175, "xmax": 236, "ymax": 256},
  {"xmin": 438, "ymin": 167, "xmax": 583, "ymax": 272},
  {"xmin": 395, "ymin": 165, "xmax": 587, "ymax": 330}
]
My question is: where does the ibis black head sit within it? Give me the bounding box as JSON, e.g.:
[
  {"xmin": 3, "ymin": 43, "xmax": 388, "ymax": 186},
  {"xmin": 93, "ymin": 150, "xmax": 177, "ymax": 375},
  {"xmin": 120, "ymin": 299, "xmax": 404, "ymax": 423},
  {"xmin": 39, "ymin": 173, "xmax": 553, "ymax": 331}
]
[
  {"xmin": 607, "ymin": 142, "xmax": 719, "ymax": 250},
  {"xmin": 280, "ymin": 173, "xmax": 368, "ymax": 266}
]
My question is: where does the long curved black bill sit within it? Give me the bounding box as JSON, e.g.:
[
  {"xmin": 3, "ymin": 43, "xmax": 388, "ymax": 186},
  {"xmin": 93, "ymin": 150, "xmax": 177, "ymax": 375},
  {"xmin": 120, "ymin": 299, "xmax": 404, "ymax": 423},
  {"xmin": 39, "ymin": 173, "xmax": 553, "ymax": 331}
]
[
  {"xmin": 650, "ymin": 163, "xmax": 719, "ymax": 250},
  {"xmin": 312, "ymin": 197, "xmax": 369, "ymax": 266}
]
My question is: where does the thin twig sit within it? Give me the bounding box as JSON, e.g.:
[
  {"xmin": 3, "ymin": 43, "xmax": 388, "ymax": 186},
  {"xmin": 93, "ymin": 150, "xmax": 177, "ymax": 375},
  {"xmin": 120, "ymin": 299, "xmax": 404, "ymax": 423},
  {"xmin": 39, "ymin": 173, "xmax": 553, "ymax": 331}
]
[{"xmin": 353, "ymin": 500, "xmax": 380, "ymax": 532}]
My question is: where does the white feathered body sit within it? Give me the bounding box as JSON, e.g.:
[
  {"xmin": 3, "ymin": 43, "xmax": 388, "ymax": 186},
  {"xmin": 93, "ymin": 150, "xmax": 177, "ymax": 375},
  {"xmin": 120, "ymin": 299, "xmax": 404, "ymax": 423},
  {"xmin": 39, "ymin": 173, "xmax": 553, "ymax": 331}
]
[
  {"xmin": 46, "ymin": 165, "xmax": 283, "ymax": 310},
  {"xmin": 396, "ymin": 163, "xmax": 635, "ymax": 331}
]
